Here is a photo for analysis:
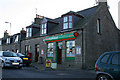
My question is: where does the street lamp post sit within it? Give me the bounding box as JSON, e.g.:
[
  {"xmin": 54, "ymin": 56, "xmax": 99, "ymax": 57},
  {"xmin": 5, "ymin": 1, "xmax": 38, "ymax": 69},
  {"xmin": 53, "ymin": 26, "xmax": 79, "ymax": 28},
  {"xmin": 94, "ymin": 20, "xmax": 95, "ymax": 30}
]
[{"xmin": 5, "ymin": 22, "xmax": 11, "ymax": 35}]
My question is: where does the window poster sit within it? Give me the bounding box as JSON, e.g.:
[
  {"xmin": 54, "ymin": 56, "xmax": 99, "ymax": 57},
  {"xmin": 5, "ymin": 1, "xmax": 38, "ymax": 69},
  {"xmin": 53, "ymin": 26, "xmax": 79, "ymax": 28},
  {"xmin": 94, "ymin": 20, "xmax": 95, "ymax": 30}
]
[
  {"xmin": 41, "ymin": 49, "xmax": 44, "ymax": 55},
  {"xmin": 66, "ymin": 41, "xmax": 75, "ymax": 57},
  {"xmin": 76, "ymin": 47, "xmax": 81, "ymax": 55}
]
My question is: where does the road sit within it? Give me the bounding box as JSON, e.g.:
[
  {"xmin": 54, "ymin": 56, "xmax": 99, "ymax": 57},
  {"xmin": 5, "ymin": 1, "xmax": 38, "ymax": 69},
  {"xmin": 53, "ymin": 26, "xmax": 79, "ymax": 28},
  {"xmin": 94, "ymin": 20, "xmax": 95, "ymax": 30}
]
[{"xmin": 2, "ymin": 66, "xmax": 96, "ymax": 80}]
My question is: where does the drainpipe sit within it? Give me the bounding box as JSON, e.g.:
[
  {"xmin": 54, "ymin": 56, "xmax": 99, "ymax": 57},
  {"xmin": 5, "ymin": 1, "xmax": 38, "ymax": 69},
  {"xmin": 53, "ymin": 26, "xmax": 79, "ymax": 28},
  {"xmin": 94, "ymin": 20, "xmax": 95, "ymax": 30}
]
[
  {"xmin": 19, "ymin": 40, "xmax": 21, "ymax": 53},
  {"xmin": 81, "ymin": 28, "xmax": 85, "ymax": 69}
]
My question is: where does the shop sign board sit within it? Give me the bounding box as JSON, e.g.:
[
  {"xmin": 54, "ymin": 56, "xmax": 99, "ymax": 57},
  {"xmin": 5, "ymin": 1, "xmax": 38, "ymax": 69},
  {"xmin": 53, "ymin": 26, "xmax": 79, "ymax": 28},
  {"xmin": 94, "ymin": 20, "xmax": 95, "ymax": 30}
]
[
  {"xmin": 46, "ymin": 59, "xmax": 52, "ymax": 68},
  {"xmin": 45, "ymin": 32, "xmax": 78, "ymax": 43}
]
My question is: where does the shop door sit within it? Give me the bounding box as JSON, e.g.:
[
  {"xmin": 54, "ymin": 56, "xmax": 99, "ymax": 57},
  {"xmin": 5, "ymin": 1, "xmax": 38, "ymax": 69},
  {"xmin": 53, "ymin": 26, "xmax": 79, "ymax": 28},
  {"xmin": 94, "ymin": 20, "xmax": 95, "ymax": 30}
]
[
  {"xmin": 57, "ymin": 42, "xmax": 62, "ymax": 64},
  {"xmin": 35, "ymin": 44, "xmax": 39, "ymax": 62}
]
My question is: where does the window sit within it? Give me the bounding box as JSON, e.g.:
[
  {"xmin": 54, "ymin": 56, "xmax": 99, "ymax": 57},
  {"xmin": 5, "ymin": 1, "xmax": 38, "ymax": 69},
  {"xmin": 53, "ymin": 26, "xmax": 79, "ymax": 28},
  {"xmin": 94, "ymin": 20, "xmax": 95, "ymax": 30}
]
[
  {"xmin": 25, "ymin": 45, "xmax": 31, "ymax": 54},
  {"xmin": 26, "ymin": 28, "xmax": 32, "ymax": 37},
  {"xmin": 111, "ymin": 54, "xmax": 120, "ymax": 65},
  {"xmin": 42, "ymin": 23, "xmax": 47, "ymax": 34},
  {"xmin": 63, "ymin": 16, "xmax": 73, "ymax": 29},
  {"xmin": 66, "ymin": 41, "xmax": 75, "ymax": 57},
  {"xmin": 100, "ymin": 54, "xmax": 110, "ymax": 64},
  {"xmin": 97, "ymin": 19, "xmax": 100, "ymax": 33},
  {"xmin": 16, "ymin": 49, "xmax": 19, "ymax": 53},
  {"xmin": 6, "ymin": 38, "xmax": 10, "ymax": 44},
  {"xmin": 47, "ymin": 43, "xmax": 54, "ymax": 57},
  {"xmin": 0, "ymin": 40, "xmax": 2, "ymax": 45},
  {"xmin": 15, "ymin": 35, "xmax": 19, "ymax": 43}
]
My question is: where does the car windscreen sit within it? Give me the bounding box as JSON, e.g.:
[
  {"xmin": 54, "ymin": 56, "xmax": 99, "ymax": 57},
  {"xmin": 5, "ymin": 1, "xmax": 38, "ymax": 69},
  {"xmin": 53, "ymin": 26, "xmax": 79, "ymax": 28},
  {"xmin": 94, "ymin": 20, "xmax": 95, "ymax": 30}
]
[
  {"xmin": 3, "ymin": 52, "xmax": 17, "ymax": 57},
  {"xmin": 17, "ymin": 53, "xmax": 25, "ymax": 57}
]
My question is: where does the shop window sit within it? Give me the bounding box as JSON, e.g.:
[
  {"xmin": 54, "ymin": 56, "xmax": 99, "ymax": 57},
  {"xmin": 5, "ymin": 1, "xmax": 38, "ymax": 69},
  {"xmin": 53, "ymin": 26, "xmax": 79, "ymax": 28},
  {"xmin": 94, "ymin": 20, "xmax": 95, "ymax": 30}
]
[
  {"xmin": 66, "ymin": 41, "xmax": 75, "ymax": 58},
  {"xmin": 63, "ymin": 16, "xmax": 73, "ymax": 29},
  {"xmin": 47, "ymin": 43, "xmax": 54, "ymax": 57},
  {"xmin": 26, "ymin": 28, "xmax": 32, "ymax": 37}
]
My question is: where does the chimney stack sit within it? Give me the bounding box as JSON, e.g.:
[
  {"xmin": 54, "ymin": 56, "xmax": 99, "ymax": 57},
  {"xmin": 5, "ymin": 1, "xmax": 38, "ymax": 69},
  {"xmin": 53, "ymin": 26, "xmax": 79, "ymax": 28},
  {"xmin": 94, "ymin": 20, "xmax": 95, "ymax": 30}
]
[
  {"xmin": 4, "ymin": 30, "xmax": 9, "ymax": 38},
  {"xmin": 118, "ymin": 1, "xmax": 120, "ymax": 29},
  {"xmin": 20, "ymin": 28, "xmax": 26, "ymax": 40},
  {"xmin": 96, "ymin": 0, "xmax": 107, "ymax": 6}
]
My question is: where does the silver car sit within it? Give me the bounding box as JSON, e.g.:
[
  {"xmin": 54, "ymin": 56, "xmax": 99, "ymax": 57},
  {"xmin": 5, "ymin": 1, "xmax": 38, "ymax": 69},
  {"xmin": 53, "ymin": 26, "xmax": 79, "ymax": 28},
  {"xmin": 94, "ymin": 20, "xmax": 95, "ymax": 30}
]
[{"xmin": 0, "ymin": 51, "xmax": 23, "ymax": 68}]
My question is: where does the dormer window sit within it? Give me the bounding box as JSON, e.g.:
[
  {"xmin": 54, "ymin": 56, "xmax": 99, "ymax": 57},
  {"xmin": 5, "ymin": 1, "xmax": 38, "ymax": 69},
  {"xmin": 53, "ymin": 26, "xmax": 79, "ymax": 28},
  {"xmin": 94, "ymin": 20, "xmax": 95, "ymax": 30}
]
[
  {"xmin": 41, "ymin": 23, "xmax": 47, "ymax": 34},
  {"xmin": 97, "ymin": 19, "xmax": 100, "ymax": 33},
  {"xmin": 26, "ymin": 28, "xmax": 32, "ymax": 37},
  {"xmin": 15, "ymin": 35, "xmax": 19, "ymax": 43},
  {"xmin": 0, "ymin": 40, "xmax": 2, "ymax": 45},
  {"xmin": 63, "ymin": 16, "xmax": 73, "ymax": 29},
  {"xmin": 6, "ymin": 38, "xmax": 10, "ymax": 44}
]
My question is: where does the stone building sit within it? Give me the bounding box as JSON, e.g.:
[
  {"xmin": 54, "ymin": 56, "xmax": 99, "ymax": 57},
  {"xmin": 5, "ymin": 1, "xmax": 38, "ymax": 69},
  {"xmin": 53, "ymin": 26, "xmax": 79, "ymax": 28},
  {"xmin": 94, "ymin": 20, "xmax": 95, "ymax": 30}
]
[
  {"xmin": 0, "ymin": 29, "xmax": 26, "ymax": 53},
  {"xmin": 0, "ymin": 2, "xmax": 120, "ymax": 69},
  {"xmin": 21, "ymin": 2, "xmax": 120, "ymax": 69}
]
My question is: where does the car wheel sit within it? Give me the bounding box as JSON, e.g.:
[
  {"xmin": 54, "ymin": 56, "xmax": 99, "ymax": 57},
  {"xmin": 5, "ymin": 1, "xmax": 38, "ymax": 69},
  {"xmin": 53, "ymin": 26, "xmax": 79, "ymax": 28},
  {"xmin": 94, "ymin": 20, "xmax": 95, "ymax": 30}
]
[
  {"xmin": 26, "ymin": 64, "xmax": 30, "ymax": 67},
  {"xmin": 97, "ymin": 74, "xmax": 111, "ymax": 80},
  {"xmin": 18, "ymin": 66, "xmax": 22, "ymax": 69}
]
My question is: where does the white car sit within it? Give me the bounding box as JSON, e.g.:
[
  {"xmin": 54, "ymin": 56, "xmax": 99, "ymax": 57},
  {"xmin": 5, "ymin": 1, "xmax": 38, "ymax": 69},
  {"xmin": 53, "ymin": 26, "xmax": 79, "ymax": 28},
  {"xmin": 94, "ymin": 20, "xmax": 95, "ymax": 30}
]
[{"xmin": 0, "ymin": 51, "xmax": 23, "ymax": 68}]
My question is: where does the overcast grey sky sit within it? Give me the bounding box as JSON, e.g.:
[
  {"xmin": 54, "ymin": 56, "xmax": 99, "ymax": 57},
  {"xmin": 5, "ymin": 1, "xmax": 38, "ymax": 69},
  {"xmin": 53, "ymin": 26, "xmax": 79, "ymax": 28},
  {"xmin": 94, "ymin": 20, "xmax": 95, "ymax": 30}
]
[{"xmin": 0, "ymin": 0, "xmax": 119, "ymax": 38}]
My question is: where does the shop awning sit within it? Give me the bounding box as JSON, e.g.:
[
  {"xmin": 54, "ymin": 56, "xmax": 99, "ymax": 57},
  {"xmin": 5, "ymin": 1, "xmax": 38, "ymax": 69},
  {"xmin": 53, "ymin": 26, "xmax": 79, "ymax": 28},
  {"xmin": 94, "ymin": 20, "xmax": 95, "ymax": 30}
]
[{"xmin": 44, "ymin": 32, "xmax": 79, "ymax": 43}]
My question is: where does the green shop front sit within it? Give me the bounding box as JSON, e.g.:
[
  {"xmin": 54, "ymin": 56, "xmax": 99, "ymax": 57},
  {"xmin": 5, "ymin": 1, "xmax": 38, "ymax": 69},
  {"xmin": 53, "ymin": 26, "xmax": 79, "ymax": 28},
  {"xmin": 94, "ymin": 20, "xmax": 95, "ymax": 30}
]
[{"xmin": 44, "ymin": 31, "xmax": 81, "ymax": 67}]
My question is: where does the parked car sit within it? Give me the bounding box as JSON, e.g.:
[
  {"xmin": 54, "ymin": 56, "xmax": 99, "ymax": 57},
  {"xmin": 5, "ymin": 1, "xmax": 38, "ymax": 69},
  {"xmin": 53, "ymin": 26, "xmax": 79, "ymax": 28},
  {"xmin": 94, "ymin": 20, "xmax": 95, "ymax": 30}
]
[
  {"xmin": 95, "ymin": 51, "xmax": 120, "ymax": 80},
  {"xmin": 0, "ymin": 51, "xmax": 23, "ymax": 68},
  {"xmin": 16, "ymin": 53, "xmax": 31, "ymax": 66},
  {"xmin": 0, "ymin": 57, "xmax": 2, "ymax": 67}
]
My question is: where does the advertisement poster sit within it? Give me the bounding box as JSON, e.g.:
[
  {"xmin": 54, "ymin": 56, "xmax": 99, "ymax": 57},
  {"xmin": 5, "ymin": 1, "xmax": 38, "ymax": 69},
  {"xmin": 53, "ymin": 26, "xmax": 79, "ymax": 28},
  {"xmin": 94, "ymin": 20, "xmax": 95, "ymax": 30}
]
[
  {"xmin": 76, "ymin": 47, "xmax": 81, "ymax": 55},
  {"xmin": 41, "ymin": 49, "xmax": 44, "ymax": 55}
]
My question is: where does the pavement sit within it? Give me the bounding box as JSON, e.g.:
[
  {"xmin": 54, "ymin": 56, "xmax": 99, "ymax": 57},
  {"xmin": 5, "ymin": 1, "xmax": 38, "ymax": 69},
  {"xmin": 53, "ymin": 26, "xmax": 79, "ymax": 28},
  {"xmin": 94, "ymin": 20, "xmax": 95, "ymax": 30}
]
[
  {"xmin": 30, "ymin": 62, "xmax": 95, "ymax": 73},
  {"xmin": 31, "ymin": 62, "xmax": 45, "ymax": 71}
]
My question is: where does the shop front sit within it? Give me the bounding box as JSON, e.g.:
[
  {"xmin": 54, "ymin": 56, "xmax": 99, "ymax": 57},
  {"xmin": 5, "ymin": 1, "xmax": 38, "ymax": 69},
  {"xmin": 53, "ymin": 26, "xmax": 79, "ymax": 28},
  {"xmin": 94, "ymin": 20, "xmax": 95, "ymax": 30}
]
[{"xmin": 44, "ymin": 32, "xmax": 79, "ymax": 65}]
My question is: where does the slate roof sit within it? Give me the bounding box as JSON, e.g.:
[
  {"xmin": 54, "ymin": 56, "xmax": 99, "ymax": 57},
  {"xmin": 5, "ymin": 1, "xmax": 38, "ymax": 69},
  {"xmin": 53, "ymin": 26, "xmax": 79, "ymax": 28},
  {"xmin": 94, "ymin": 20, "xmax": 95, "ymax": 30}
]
[
  {"xmin": 46, "ymin": 17, "xmax": 59, "ymax": 24},
  {"xmin": 47, "ymin": 5, "xmax": 98, "ymax": 35},
  {"xmin": 22, "ymin": 5, "xmax": 99, "ymax": 39},
  {"xmin": 26, "ymin": 24, "xmax": 40, "ymax": 28},
  {"xmin": 62, "ymin": 11, "xmax": 84, "ymax": 18}
]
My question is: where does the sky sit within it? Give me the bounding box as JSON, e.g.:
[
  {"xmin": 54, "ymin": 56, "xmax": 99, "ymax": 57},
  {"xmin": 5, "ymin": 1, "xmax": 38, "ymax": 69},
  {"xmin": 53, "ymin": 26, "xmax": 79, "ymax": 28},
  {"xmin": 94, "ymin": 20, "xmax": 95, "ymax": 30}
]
[{"xmin": 0, "ymin": 0, "xmax": 119, "ymax": 38}]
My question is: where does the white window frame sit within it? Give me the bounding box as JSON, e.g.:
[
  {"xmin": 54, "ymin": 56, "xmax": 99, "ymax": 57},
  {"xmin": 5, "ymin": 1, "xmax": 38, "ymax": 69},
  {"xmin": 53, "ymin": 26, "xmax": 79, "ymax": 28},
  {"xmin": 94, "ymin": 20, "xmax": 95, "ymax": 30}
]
[
  {"xmin": 6, "ymin": 38, "xmax": 10, "ymax": 44},
  {"xmin": 97, "ymin": 19, "xmax": 100, "ymax": 33},
  {"xmin": 47, "ymin": 43, "xmax": 54, "ymax": 57},
  {"xmin": 41, "ymin": 23, "xmax": 47, "ymax": 34},
  {"xmin": 0, "ymin": 40, "xmax": 2, "ymax": 45},
  {"xmin": 63, "ymin": 16, "xmax": 73, "ymax": 29},
  {"xmin": 26, "ymin": 28, "xmax": 32, "ymax": 37},
  {"xmin": 66, "ymin": 40, "xmax": 75, "ymax": 57},
  {"xmin": 15, "ymin": 35, "xmax": 19, "ymax": 43}
]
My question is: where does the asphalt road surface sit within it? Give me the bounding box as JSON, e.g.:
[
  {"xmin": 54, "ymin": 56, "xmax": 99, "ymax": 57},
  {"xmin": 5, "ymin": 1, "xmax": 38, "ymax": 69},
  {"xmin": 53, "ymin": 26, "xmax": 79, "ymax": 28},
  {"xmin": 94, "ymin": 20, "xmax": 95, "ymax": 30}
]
[{"xmin": 2, "ymin": 66, "xmax": 96, "ymax": 80}]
